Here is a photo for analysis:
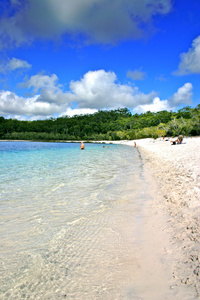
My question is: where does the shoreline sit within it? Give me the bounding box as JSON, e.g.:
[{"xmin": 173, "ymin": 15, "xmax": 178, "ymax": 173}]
[
  {"xmin": 120, "ymin": 137, "xmax": 200, "ymax": 297},
  {"xmin": 86, "ymin": 136, "xmax": 200, "ymax": 297}
]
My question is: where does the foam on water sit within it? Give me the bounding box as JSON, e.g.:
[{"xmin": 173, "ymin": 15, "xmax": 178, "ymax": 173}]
[{"xmin": 0, "ymin": 141, "xmax": 146, "ymax": 299}]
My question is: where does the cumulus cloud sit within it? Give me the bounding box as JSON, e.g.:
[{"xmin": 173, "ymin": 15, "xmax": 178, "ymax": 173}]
[
  {"xmin": 0, "ymin": 70, "xmax": 157, "ymax": 119},
  {"xmin": 174, "ymin": 35, "xmax": 200, "ymax": 75},
  {"xmin": 0, "ymin": 73, "xmax": 72, "ymax": 119},
  {"xmin": 134, "ymin": 97, "xmax": 170, "ymax": 113},
  {"xmin": 20, "ymin": 73, "xmax": 75, "ymax": 105},
  {"xmin": 0, "ymin": 90, "xmax": 61, "ymax": 118},
  {"xmin": 0, "ymin": 0, "xmax": 172, "ymax": 48},
  {"xmin": 60, "ymin": 108, "xmax": 98, "ymax": 117},
  {"xmin": 0, "ymin": 57, "xmax": 31, "ymax": 73},
  {"xmin": 133, "ymin": 82, "xmax": 193, "ymax": 113},
  {"xmin": 169, "ymin": 82, "xmax": 193, "ymax": 106},
  {"xmin": 21, "ymin": 73, "xmax": 59, "ymax": 93},
  {"xmin": 0, "ymin": 70, "xmax": 192, "ymax": 120},
  {"xmin": 127, "ymin": 69, "xmax": 146, "ymax": 80},
  {"xmin": 69, "ymin": 70, "xmax": 156, "ymax": 109}
]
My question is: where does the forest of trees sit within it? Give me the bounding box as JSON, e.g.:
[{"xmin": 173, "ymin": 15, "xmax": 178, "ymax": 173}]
[{"xmin": 0, "ymin": 105, "xmax": 199, "ymax": 141}]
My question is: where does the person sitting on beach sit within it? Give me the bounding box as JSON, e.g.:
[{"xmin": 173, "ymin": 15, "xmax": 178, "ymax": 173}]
[
  {"xmin": 80, "ymin": 141, "xmax": 85, "ymax": 150},
  {"xmin": 170, "ymin": 135, "xmax": 183, "ymax": 145},
  {"xmin": 178, "ymin": 135, "xmax": 183, "ymax": 144}
]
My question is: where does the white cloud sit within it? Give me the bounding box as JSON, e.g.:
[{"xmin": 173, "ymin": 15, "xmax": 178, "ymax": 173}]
[
  {"xmin": 21, "ymin": 73, "xmax": 59, "ymax": 93},
  {"xmin": 20, "ymin": 73, "xmax": 74, "ymax": 105},
  {"xmin": 169, "ymin": 82, "xmax": 193, "ymax": 106},
  {"xmin": 134, "ymin": 97, "xmax": 170, "ymax": 113},
  {"xmin": 0, "ymin": 70, "xmax": 156, "ymax": 119},
  {"xmin": 8, "ymin": 57, "xmax": 31, "ymax": 71},
  {"xmin": 0, "ymin": 57, "xmax": 31, "ymax": 73},
  {"xmin": 174, "ymin": 35, "xmax": 200, "ymax": 75},
  {"xmin": 60, "ymin": 108, "xmax": 98, "ymax": 117},
  {"xmin": 0, "ymin": 0, "xmax": 172, "ymax": 48},
  {"xmin": 0, "ymin": 90, "xmax": 61, "ymax": 118},
  {"xmin": 69, "ymin": 70, "xmax": 156, "ymax": 109},
  {"xmin": 1, "ymin": 70, "xmax": 193, "ymax": 120},
  {"xmin": 133, "ymin": 82, "xmax": 193, "ymax": 113},
  {"xmin": 127, "ymin": 69, "xmax": 146, "ymax": 80}
]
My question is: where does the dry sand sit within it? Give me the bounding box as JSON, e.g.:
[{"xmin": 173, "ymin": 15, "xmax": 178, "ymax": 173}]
[{"xmin": 98, "ymin": 137, "xmax": 200, "ymax": 299}]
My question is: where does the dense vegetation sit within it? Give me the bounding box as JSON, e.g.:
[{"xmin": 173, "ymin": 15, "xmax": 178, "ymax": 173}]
[{"xmin": 0, "ymin": 105, "xmax": 199, "ymax": 141}]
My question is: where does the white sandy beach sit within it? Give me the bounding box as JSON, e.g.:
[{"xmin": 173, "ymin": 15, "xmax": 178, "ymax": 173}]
[{"xmin": 111, "ymin": 137, "xmax": 200, "ymax": 298}]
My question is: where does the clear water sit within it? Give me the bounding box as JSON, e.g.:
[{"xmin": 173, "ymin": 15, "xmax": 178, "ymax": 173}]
[{"xmin": 0, "ymin": 141, "xmax": 148, "ymax": 299}]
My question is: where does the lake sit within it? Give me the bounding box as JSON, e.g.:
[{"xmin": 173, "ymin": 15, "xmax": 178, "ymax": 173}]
[{"xmin": 0, "ymin": 141, "xmax": 149, "ymax": 299}]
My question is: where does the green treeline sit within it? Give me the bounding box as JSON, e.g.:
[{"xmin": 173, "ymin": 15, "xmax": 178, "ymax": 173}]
[{"xmin": 0, "ymin": 105, "xmax": 200, "ymax": 141}]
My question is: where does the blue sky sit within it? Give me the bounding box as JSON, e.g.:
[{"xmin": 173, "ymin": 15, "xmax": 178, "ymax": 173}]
[{"xmin": 0, "ymin": 0, "xmax": 199, "ymax": 120}]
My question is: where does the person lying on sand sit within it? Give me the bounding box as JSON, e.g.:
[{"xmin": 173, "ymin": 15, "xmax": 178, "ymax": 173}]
[{"xmin": 171, "ymin": 140, "xmax": 178, "ymax": 145}]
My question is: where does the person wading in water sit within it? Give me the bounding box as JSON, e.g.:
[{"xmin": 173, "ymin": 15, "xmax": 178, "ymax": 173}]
[{"xmin": 80, "ymin": 141, "xmax": 85, "ymax": 150}]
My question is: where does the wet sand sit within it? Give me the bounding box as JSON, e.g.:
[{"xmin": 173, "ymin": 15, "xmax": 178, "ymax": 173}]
[{"xmin": 114, "ymin": 137, "xmax": 200, "ymax": 299}]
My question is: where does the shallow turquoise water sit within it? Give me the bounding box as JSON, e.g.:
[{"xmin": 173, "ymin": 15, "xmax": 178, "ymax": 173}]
[{"xmin": 0, "ymin": 141, "xmax": 146, "ymax": 299}]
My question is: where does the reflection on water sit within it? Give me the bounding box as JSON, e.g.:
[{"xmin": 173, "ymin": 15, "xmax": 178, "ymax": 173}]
[{"xmin": 0, "ymin": 141, "xmax": 147, "ymax": 299}]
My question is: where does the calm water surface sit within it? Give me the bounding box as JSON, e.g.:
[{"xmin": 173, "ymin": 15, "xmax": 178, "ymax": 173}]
[{"xmin": 0, "ymin": 141, "xmax": 148, "ymax": 299}]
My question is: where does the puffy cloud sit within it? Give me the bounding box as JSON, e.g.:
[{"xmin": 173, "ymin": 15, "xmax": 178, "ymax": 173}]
[
  {"xmin": 21, "ymin": 73, "xmax": 59, "ymax": 93},
  {"xmin": 169, "ymin": 82, "xmax": 193, "ymax": 106},
  {"xmin": 0, "ymin": 70, "xmax": 192, "ymax": 120},
  {"xmin": 134, "ymin": 97, "xmax": 170, "ymax": 113},
  {"xmin": 25, "ymin": 70, "xmax": 156, "ymax": 109},
  {"xmin": 8, "ymin": 57, "xmax": 31, "ymax": 71},
  {"xmin": 0, "ymin": 57, "xmax": 31, "ymax": 73},
  {"xmin": 0, "ymin": 73, "xmax": 72, "ymax": 119},
  {"xmin": 174, "ymin": 35, "xmax": 200, "ymax": 75},
  {"xmin": 20, "ymin": 73, "xmax": 74, "ymax": 105},
  {"xmin": 60, "ymin": 108, "xmax": 98, "ymax": 117},
  {"xmin": 127, "ymin": 69, "xmax": 146, "ymax": 80},
  {"xmin": 0, "ymin": 70, "xmax": 156, "ymax": 119},
  {"xmin": 69, "ymin": 70, "xmax": 156, "ymax": 109},
  {"xmin": 0, "ymin": 90, "xmax": 61, "ymax": 119},
  {"xmin": 0, "ymin": 0, "xmax": 172, "ymax": 48},
  {"xmin": 133, "ymin": 82, "xmax": 193, "ymax": 113}
]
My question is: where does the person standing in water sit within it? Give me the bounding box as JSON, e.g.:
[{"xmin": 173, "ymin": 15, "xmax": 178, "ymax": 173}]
[{"xmin": 80, "ymin": 141, "xmax": 85, "ymax": 150}]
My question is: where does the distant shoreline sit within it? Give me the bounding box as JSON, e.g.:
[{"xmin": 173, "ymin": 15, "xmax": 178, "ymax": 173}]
[{"xmin": 1, "ymin": 136, "xmax": 199, "ymax": 143}]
